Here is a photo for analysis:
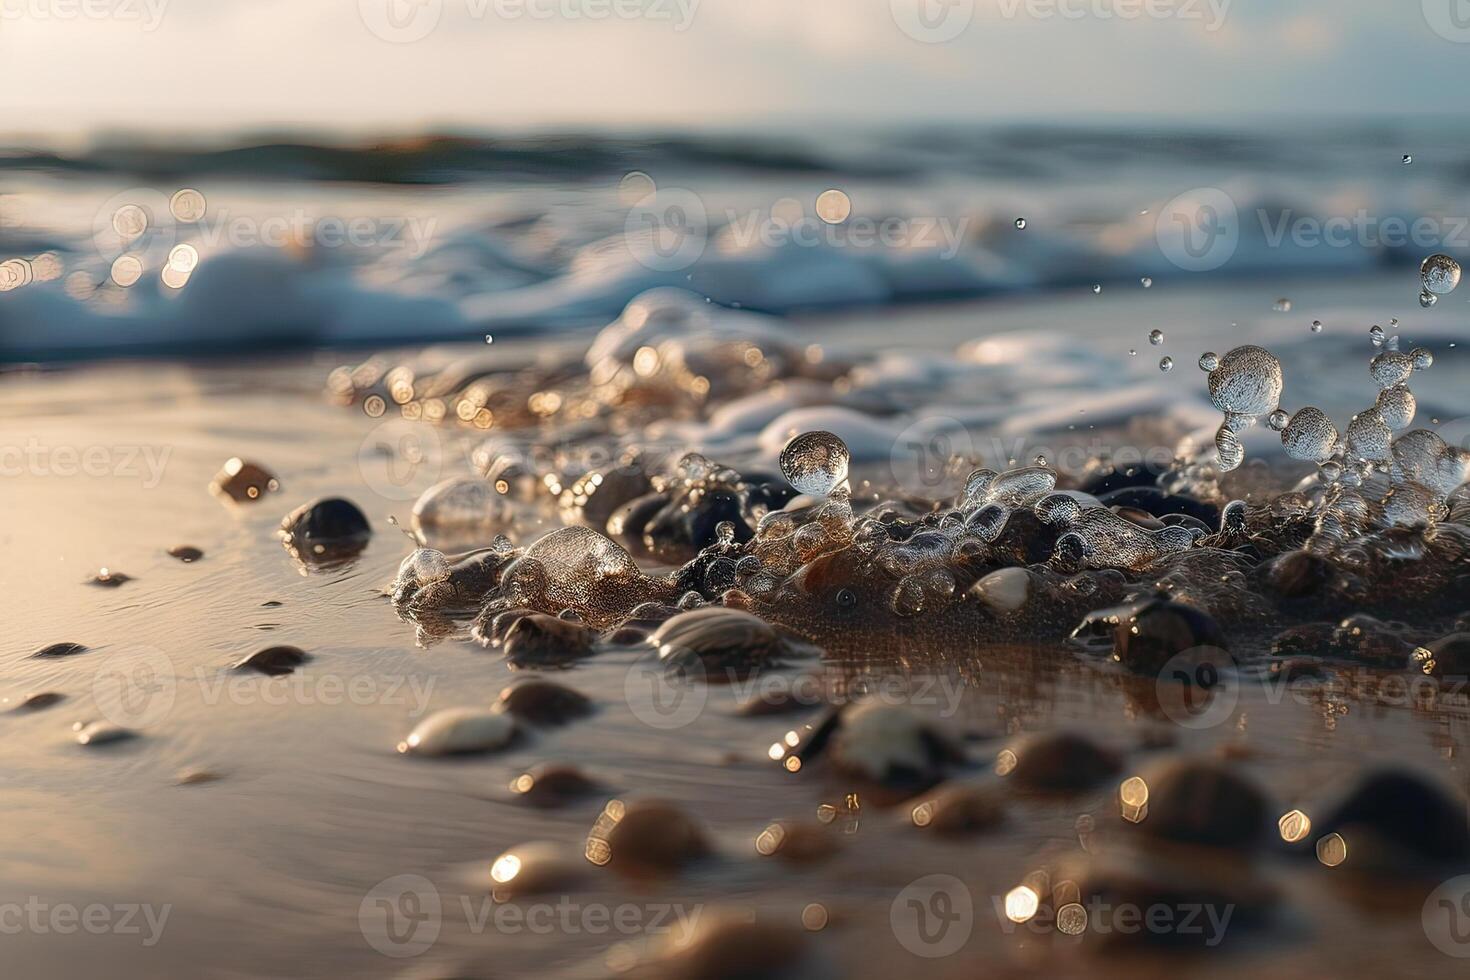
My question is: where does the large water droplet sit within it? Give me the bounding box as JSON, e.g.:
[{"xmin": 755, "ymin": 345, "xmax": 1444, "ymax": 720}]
[
  {"xmin": 1421, "ymin": 254, "xmax": 1461, "ymax": 295},
  {"xmin": 779, "ymin": 431, "xmax": 850, "ymax": 497}
]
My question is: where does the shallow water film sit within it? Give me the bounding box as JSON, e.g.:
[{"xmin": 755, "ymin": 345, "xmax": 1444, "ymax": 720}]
[{"xmin": 7, "ymin": 4, "xmax": 1470, "ymax": 979}]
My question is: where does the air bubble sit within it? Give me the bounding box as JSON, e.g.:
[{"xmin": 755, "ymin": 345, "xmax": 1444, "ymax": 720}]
[
  {"xmin": 1148, "ymin": 329, "xmax": 1164, "ymax": 346},
  {"xmin": 1420, "ymin": 254, "xmax": 1461, "ymax": 295},
  {"xmin": 779, "ymin": 431, "xmax": 850, "ymax": 497},
  {"xmin": 1158, "ymin": 357, "xmax": 1173, "ymax": 372},
  {"xmin": 1198, "ymin": 352, "xmax": 1218, "ymax": 371}
]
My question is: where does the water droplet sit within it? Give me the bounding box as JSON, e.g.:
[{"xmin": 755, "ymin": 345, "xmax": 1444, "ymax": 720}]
[
  {"xmin": 1158, "ymin": 356, "xmax": 1174, "ymax": 373},
  {"xmin": 1148, "ymin": 329, "xmax": 1164, "ymax": 346},
  {"xmin": 1140, "ymin": 277, "xmax": 1153, "ymax": 288},
  {"xmin": 1033, "ymin": 454, "xmax": 1047, "ymax": 467},
  {"xmin": 1412, "ymin": 347, "xmax": 1434, "ymax": 370},
  {"xmin": 1369, "ymin": 325, "xmax": 1385, "ymax": 347},
  {"xmin": 779, "ymin": 431, "xmax": 850, "ymax": 497},
  {"xmin": 1128, "ymin": 348, "xmax": 1137, "ymax": 357},
  {"xmin": 1421, "ymin": 254, "xmax": 1461, "ymax": 295},
  {"xmin": 815, "ymin": 189, "xmax": 852, "ymax": 225},
  {"xmin": 1310, "ymin": 320, "xmax": 1323, "ymax": 333},
  {"xmin": 1014, "ymin": 217, "xmax": 1027, "ymax": 230},
  {"xmin": 1281, "ymin": 407, "xmax": 1338, "ymax": 462},
  {"xmin": 1266, "ymin": 408, "xmax": 1291, "ymax": 431},
  {"xmin": 1207, "ymin": 345, "xmax": 1284, "ymax": 416},
  {"xmin": 1420, "ymin": 290, "xmax": 1439, "ymax": 309},
  {"xmin": 1402, "ymin": 154, "xmax": 1413, "ymax": 165},
  {"xmin": 1092, "ymin": 284, "xmax": 1103, "ymax": 295},
  {"xmin": 1273, "ymin": 298, "xmax": 1293, "ymax": 313},
  {"xmin": 1198, "ymin": 351, "xmax": 1219, "ymax": 371}
]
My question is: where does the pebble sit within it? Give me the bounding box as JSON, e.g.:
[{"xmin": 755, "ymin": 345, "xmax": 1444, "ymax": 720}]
[
  {"xmin": 970, "ymin": 567, "xmax": 1032, "ymax": 615},
  {"xmin": 651, "ymin": 607, "xmax": 788, "ymax": 680},
  {"xmin": 754, "ymin": 820, "xmax": 842, "ymax": 863},
  {"xmin": 14, "ymin": 692, "xmax": 65, "ymax": 711},
  {"xmin": 74, "ymin": 721, "xmax": 137, "ymax": 746},
  {"xmin": 177, "ymin": 769, "xmax": 224, "ymax": 786},
  {"xmin": 501, "ymin": 613, "xmax": 597, "ymax": 668},
  {"xmin": 645, "ymin": 913, "xmax": 822, "ymax": 980},
  {"xmin": 1312, "ymin": 769, "xmax": 1470, "ymax": 869},
  {"xmin": 279, "ymin": 497, "xmax": 372, "ymax": 564},
  {"xmin": 827, "ymin": 702, "xmax": 964, "ymax": 793},
  {"xmin": 231, "ymin": 645, "xmax": 309, "ymax": 676},
  {"xmin": 32, "ymin": 641, "xmax": 89, "ymax": 659},
  {"xmin": 509, "ymin": 763, "xmax": 601, "ymax": 808},
  {"xmin": 584, "ymin": 798, "xmax": 709, "ymax": 876},
  {"xmin": 998, "ymin": 730, "xmax": 1121, "ymax": 792},
  {"xmin": 496, "ymin": 679, "xmax": 593, "ymax": 726},
  {"xmin": 1267, "ymin": 549, "xmax": 1332, "ymax": 598},
  {"xmin": 1126, "ymin": 757, "xmax": 1271, "ymax": 851},
  {"xmin": 1106, "ymin": 598, "xmax": 1228, "ymax": 675},
  {"xmin": 909, "ymin": 782, "xmax": 1007, "ymax": 836},
  {"xmin": 209, "ymin": 457, "xmax": 279, "ymax": 504},
  {"xmin": 489, "ymin": 840, "xmax": 586, "ymax": 899},
  {"xmin": 167, "ymin": 545, "xmax": 204, "ymax": 563},
  {"xmin": 1329, "ymin": 614, "xmax": 1411, "ymax": 668},
  {"xmin": 397, "ymin": 708, "xmax": 517, "ymax": 756},
  {"xmin": 88, "ymin": 569, "xmax": 133, "ymax": 588},
  {"xmin": 1410, "ymin": 633, "xmax": 1470, "ymax": 680}
]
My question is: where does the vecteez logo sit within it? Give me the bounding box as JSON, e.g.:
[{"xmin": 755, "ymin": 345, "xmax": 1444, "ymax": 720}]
[
  {"xmin": 890, "ymin": 874, "xmax": 973, "ymax": 957},
  {"xmin": 359, "ymin": 874, "xmax": 442, "ymax": 957},
  {"xmin": 1424, "ymin": 0, "xmax": 1470, "ymax": 42},
  {"xmin": 891, "ymin": 0, "xmax": 975, "ymax": 43},
  {"xmin": 1155, "ymin": 187, "xmax": 1239, "ymax": 272},
  {"xmin": 359, "ymin": 0, "xmax": 444, "ymax": 43}
]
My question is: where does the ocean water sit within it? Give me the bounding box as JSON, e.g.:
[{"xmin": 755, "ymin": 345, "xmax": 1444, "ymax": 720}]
[{"xmin": 3, "ymin": 123, "xmax": 1469, "ymax": 360}]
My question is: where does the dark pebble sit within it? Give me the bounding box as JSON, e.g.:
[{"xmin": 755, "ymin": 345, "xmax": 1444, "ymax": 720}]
[
  {"xmin": 509, "ymin": 763, "xmax": 601, "ymax": 808},
  {"xmin": 1129, "ymin": 757, "xmax": 1271, "ymax": 851},
  {"xmin": 1410, "ymin": 633, "xmax": 1470, "ymax": 680},
  {"xmin": 497, "ymin": 679, "xmax": 593, "ymax": 726},
  {"xmin": 502, "ymin": 614, "xmax": 597, "ymax": 668},
  {"xmin": 232, "ymin": 645, "xmax": 309, "ymax": 676},
  {"xmin": 167, "ymin": 545, "xmax": 204, "ymax": 563},
  {"xmin": 1097, "ymin": 487, "xmax": 1221, "ymax": 527},
  {"xmin": 1107, "ymin": 598, "xmax": 1229, "ymax": 676},
  {"xmin": 1313, "ymin": 769, "xmax": 1470, "ymax": 869},
  {"xmin": 16, "ymin": 692, "xmax": 65, "ymax": 711},
  {"xmin": 1268, "ymin": 549, "xmax": 1333, "ymax": 599},
  {"xmin": 1330, "ymin": 614, "xmax": 1412, "ymax": 668},
  {"xmin": 209, "ymin": 458, "xmax": 279, "ymax": 503},
  {"xmin": 88, "ymin": 570, "xmax": 132, "ymax": 588},
  {"xmin": 279, "ymin": 497, "xmax": 372, "ymax": 564},
  {"xmin": 1079, "ymin": 464, "xmax": 1159, "ymax": 497},
  {"xmin": 754, "ymin": 819, "xmax": 841, "ymax": 863},
  {"xmin": 1270, "ymin": 622, "xmax": 1334, "ymax": 658},
  {"xmin": 910, "ymin": 782, "xmax": 1007, "ymax": 836},
  {"xmin": 586, "ymin": 799, "xmax": 709, "ymax": 877},
  {"xmin": 32, "ymin": 642, "xmax": 89, "ymax": 659},
  {"xmin": 1001, "ymin": 730, "xmax": 1121, "ymax": 792}
]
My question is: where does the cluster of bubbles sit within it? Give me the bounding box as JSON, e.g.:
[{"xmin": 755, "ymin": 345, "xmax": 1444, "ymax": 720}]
[
  {"xmin": 1198, "ymin": 345, "xmax": 1285, "ymax": 473},
  {"xmin": 1418, "ymin": 253, "xmax": 1461, "ymax": 308}
]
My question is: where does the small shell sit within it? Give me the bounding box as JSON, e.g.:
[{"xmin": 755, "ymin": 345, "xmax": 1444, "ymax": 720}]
[
  {"xmin": 397, "ymin": 708, "xmax": 516, "ymax": 756},
  {"xmin": 970, "ymin": 567, "xmax": 1032, "ymax": 614},
  {"xmin": 651, "ymin": 607, "xmax": 785, "ymax": 680},
  {"xmin": 74, "ymin": 721, "xmax": 137, "ymax": 746}
]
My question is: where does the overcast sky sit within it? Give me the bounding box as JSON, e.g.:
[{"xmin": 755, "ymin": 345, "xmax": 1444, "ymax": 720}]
[{"xmin": 2, "ymin": 0, "xmax": 1468, "ymax": 139}]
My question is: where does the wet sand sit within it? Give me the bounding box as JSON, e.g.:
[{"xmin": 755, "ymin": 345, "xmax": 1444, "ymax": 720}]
[{"xmin": 2, "ymin": 276, "xmax": 1468, "ymax": 978}]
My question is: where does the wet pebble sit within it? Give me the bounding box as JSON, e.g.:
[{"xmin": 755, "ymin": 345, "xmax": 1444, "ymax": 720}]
[
  {"xmin": 177, "ymin": 769, "xmax": 223, "ymax": 786},
  {"xmin": 1268, "ymin": 549, "xmax": 1333, "ymax": 598},
  {"xmin": 652, "ymin": 607, "xmax": 790, "ymax": 680},
  {"xmin": 1311, "ymin": 769, "xmax": 1470, "ymax": 869},
  {"xmin": 1127, "ymin": 757, "xmax": 1271, "ymax": 851},
  {"xmin": 1270, "ymin": 622, "xmax": 1334, "ymax": 658},
  {"xmin": 88, "ymin": 568, "xmax": 133, "ymax": 588},
  {"xmin": 910, "ymin": 781, "xmax": 1007, "ymax": 836},
  {"xmin": 998, "ymin": 730, "xmax": 1121, "ymax": 792},
  {"xmin": 14, "ymin": 691, "xmax": 65, "ymax": 711},
  {"xmin": 397, "ymin": 707, "xmax": 516, "ymax": 756},
  {"xmin": 1106, "ymin": 598, "xmax": 1228, "ymax": 676},
  {"xmin": 497, "ymin": 678, "xmax": 593, "ymax": 726},
  {"xmin": 826, "ymin": 702, "xmax": 964, "ymax": 794},
  {"xmin": 585, "ymin": 798, "xmax": 709, "ymax": 876},
  {"xmin": 1410, "ymin": 633, "xmax": 1470, "ymax": 680},
  {"xmin": 209, "ymin": 457, "xmax": 279, "ymax": 504},
  {"xmin": 509, "ymin": 763, "xmax": 601, "ymax": 808},
  {"xmin": 279, "ymin": 497, "xmax": 372, "ymax": 565},
  {"xmin": 167, "ymin": 545, "xmax": 204, "ymax": 562},
  {"xmin": 74, "ymin": 721, "xmax": 137, "ymax": 746},
  {"xmin": 489, "ymin": 840, "xmax": 586, "ymax": 899},
  {"xmin": 970, "ymin": 567, "xmax": 1032, "ymax": 615},
  {"xmin": 1330, "ymin": 614, "xmax": 1412, "ymax": 668},
  {"xmin": 644, "ymin": 912, "xmax": 824, "ymax": 980},
  {"xmin": 502, "ymin": 613, "xmax": 597, "ymax": 668},
  {"xmin": 32, "ymin": 641, "xmax": 89, "ymax": 659},
  {"xmin": 754, "ymin": 819, "xmax": 842, "ymax": 863},
  {"xmin": 231, "ymin": 645, "xmax": 309, "ymax": 676}
]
